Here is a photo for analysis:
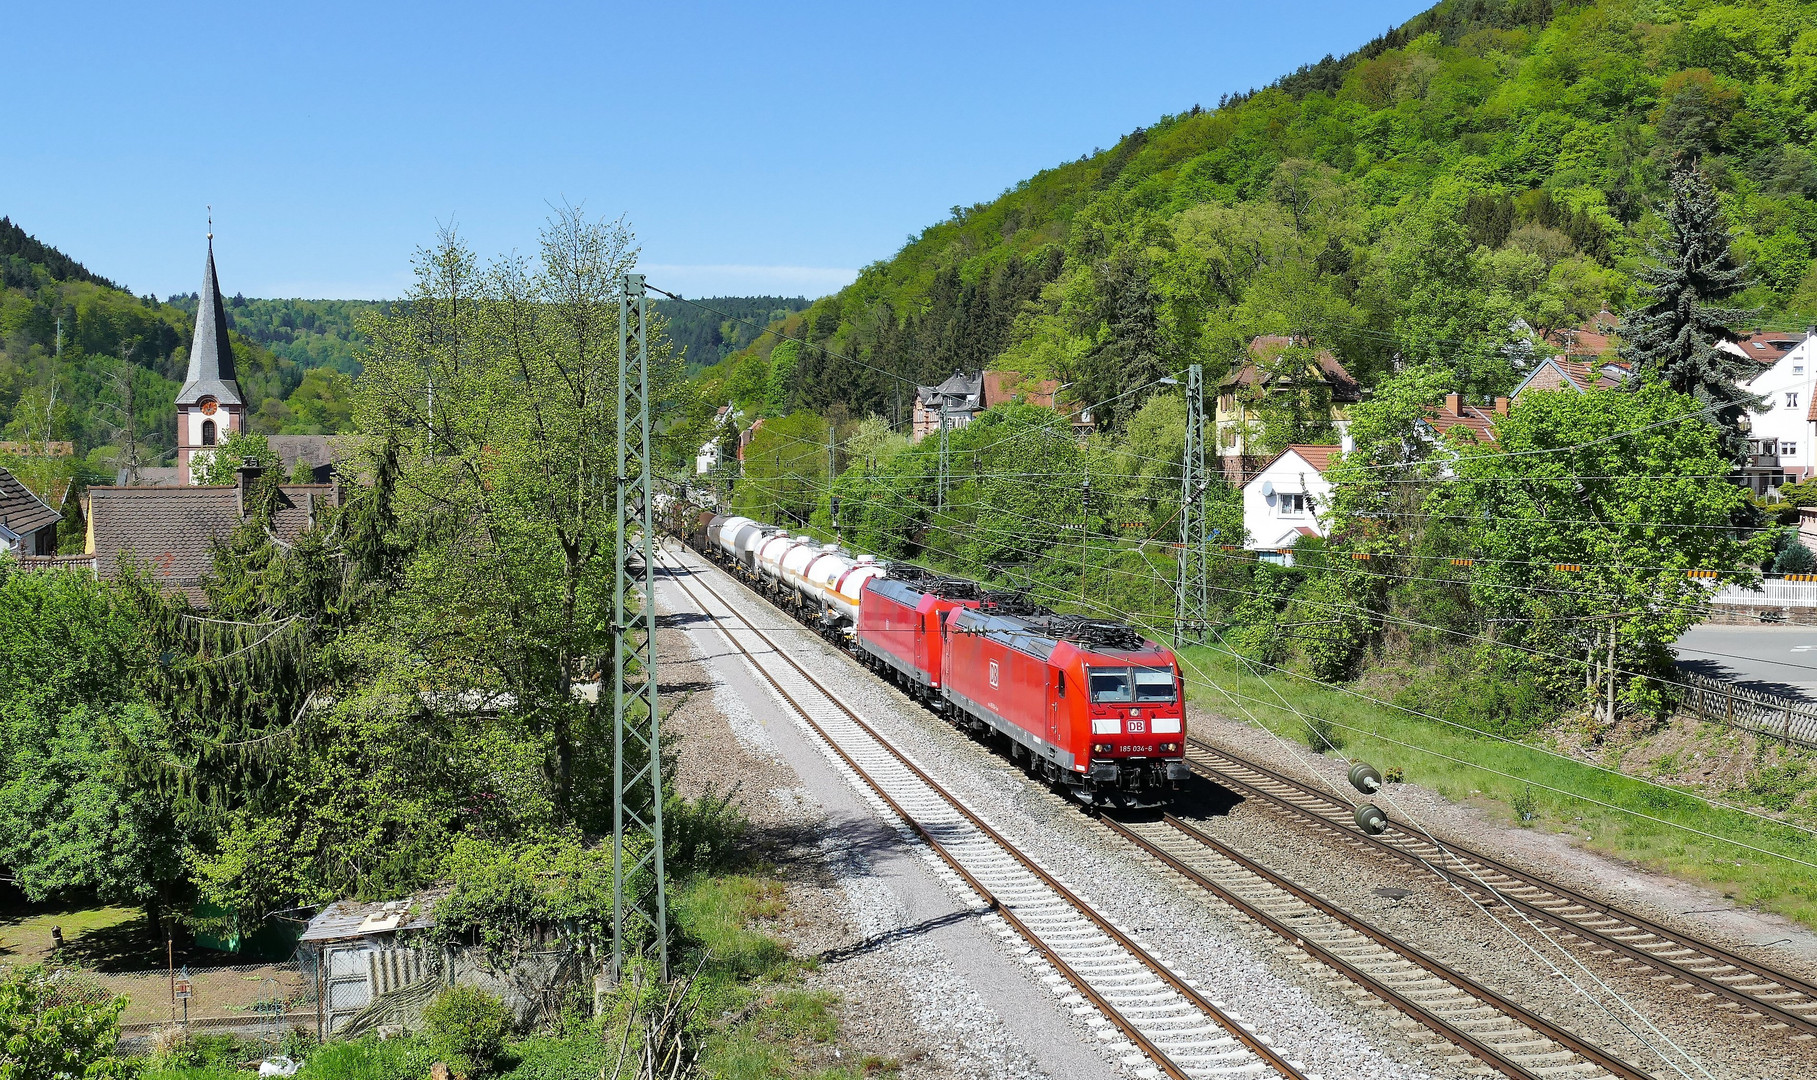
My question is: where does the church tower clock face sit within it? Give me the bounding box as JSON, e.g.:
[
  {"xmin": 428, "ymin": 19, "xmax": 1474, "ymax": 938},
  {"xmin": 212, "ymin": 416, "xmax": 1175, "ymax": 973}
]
[{"xmin": 199, "ymin": 398, "xmax": 219, "ymax": 416}]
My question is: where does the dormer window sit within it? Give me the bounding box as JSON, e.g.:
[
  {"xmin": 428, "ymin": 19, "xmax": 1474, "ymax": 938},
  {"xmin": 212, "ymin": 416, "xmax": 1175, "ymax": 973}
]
[{"xmin": 201, "ymin": 419, "xmax": 217, "ymax": 446}]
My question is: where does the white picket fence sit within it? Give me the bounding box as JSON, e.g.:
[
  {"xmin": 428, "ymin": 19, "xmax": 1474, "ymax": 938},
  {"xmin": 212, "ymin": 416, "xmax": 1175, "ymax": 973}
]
[{"xmin": 1708, "ymin": 580, "xmax": 1817, "ymax": 608}]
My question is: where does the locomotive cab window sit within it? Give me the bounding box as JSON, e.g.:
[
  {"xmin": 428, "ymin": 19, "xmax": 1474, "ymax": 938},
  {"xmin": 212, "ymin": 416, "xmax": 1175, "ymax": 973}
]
[
  {"xmin": 1088, "ymin": 667, "xmax": 1133, "ymax": 703},
  {"xmin": 1133, "ymin": 668, "xmax": 1176, "ymax": 703}
]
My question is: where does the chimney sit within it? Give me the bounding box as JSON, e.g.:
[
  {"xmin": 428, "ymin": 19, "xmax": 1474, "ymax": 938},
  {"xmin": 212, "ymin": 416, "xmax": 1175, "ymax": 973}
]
[
  {"xmin": 1494, "ymin": 396, "xmax": 1509, "ymax": 416},
  {"xmin": 235, "ymin": 457, "xmax": 263, "ymax": 517},
  {"xmin": 1444, "ymin": 392, "xmax": 1462, "ymax": 416}
]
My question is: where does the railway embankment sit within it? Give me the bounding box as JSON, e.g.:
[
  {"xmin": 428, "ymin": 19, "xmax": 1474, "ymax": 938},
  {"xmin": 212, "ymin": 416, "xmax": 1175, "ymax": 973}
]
[{"xmin": 1177, "ymin": 645, "xmax": 1817, "ymax": 935}]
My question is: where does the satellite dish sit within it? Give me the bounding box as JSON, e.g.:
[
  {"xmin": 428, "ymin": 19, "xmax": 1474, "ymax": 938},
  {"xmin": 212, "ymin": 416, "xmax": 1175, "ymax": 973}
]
[{"xmin": 1260, "ymin": 480, "xmax": 1275, "ymax": 496}]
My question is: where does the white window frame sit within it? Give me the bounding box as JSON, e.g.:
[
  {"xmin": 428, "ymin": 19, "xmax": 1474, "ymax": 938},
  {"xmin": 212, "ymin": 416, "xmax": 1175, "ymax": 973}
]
[{"xmin": 1280, "ymin": 492, "xmax": 1307, "ymax": 516}]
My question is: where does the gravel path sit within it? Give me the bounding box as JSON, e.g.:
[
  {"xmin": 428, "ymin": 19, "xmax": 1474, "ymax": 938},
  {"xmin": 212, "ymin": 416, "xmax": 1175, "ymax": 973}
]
[{"xmin": 664, "ymin": 545, "xmax": 1443, "ymax": 1080}]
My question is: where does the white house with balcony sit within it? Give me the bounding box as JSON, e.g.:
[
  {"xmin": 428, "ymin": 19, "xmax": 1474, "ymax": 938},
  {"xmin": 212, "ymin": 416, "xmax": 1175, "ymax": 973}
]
[
  {"xmin": 1241, "ymin": 445, "xmax": 1338, "ymax": 563},
  {"xmin": 1737, "ymin": 331, "xmax": 1817, "ymax": 495}
]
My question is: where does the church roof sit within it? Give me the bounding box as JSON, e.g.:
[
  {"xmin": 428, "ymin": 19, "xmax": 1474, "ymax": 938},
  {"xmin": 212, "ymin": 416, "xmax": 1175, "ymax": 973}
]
[{"xmin": 176, "ymin": 238, "xmax": 243, "ymax": 407}]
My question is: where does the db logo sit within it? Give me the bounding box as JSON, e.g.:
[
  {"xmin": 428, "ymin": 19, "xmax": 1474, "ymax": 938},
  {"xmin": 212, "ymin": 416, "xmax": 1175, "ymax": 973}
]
[{"xmin": 1127, "ymin": 719, "xmax": 1146, "ymax": 733}]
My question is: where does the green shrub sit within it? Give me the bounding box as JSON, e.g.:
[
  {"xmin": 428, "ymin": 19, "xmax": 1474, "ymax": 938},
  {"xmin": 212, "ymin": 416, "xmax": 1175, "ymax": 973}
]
[
  {"xmin": 423, "ymin": 985, "xmax": 511, "ymax": 1075},
  {"xmin": 499, "ymin": 1032, "xmax": 611, "ymax": 1080},
  {"xmin": 0, "ymin": 965, "xmax": 138, "ymax": 1080},
  {"xmin": 294, "ymin": 1035, "xmax": 434, "ymax": 1080}
]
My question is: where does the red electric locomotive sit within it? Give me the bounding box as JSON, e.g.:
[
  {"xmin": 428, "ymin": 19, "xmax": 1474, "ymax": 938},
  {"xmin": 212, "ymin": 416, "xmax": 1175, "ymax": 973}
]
[
  {"xmin": 854, "ymin": 568, "xmax": 984, "ymax": 706},
  {"xmin": 940, "ymin": 603, "xmax": 1188, "ymax": 808}
]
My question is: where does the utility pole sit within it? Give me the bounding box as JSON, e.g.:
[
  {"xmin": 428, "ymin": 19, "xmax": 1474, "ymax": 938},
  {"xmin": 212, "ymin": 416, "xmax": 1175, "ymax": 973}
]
[
  {"xmin": 1080, "ymin": 474, "xmax": 1091, "ymax": 603},
  {"xmin": 937, "ymin": 402, "xmax": 950, "ymax": 515},
  {"xmin": 612, "ymin": 272, "xmax": 668, "ymax": 980},
  {"xmin": 1176, "ymin": 364, "xmax": 1211, "ymax": 644}
]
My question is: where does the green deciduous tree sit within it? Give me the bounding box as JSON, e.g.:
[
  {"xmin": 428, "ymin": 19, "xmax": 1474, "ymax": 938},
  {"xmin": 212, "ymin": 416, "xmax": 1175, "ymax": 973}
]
[{"xmin": 356, "ymin": 207, "xmax": 671, "ymax": 826}]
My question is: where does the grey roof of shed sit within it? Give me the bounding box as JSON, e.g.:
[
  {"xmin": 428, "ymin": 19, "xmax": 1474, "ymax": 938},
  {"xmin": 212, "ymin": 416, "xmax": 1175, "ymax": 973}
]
[
  {"xmin": 0, "ymin": 467, "xmax": 61, "ymax": 539},
  {"xmin": 301, "ymin": 889, "xmax": 445, "ymax": 942},
  {"xmin": 176, "ymin": 239, "xmax": 243, "ymax": 406}
]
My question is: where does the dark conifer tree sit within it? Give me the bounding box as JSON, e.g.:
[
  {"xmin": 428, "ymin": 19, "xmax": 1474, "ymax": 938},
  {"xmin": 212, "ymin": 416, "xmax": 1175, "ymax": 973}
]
[{"xmin": 1619, "ymin": 165, "xmax": 1759, "ymax": 458}]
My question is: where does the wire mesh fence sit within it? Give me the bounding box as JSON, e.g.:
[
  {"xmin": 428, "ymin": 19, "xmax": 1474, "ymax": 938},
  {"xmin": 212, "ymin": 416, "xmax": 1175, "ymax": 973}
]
[
  {"xmin": 39, "ymin": 957, "xmax": 318, "ymax": 1054},
  {"xmin": 22, "ymin": 940, "xmax": 592, "ymax": 1058}
]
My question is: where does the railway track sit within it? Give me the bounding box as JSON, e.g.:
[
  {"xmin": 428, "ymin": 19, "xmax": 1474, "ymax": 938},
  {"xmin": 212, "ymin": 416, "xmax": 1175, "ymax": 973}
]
[
  {"xmin": 1102, "ymin": 814, "xmax": 1653, "ymax": 1080},
  {"xmin": 659, "ymin": 544, "xmax": 1317, "ymax": 1080},
  {"xmin": 1183, "ymin": 741, "xmax": 1817, "ymax": 1042}
]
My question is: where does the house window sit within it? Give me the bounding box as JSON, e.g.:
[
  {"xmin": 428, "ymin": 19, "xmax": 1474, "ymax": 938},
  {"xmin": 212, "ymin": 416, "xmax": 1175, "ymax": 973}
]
[
  {"xmin": 1788, "ymin": 392, "xmax": 1800, "ymax": 408},
  {"xmin": 1787, "ymin": 442, "xmax": 1800, "ymax": 458},
  {"xmin": 1796, "ymin": 365, "xmax": 1806, "ymax": 375},
  {"xmin": 201, "ymin": 419, "xmax": 216, "ymax": 446},
  {"xmin": 1280, "ymin": 493, "xmax": 1307, "ymax": 515}
]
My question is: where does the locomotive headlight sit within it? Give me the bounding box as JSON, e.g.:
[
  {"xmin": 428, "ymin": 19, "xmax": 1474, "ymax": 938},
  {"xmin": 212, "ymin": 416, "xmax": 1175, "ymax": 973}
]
[
  {"xmin": 1158, "ymin": 742, "xmax": 1179, "ymax": 752},
  {"xmin": 1092, "ymin": 743, "xmax": 1112, "ymax": 754}
]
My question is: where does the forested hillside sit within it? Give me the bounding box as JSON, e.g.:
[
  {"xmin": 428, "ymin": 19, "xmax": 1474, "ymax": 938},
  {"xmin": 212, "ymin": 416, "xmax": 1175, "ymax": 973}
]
[
  {"xmin": 166, "ymin": 294, "xmax": 376, "ymax": 376},
  {"xmin": 655, "ymin": 294, "xmax": 811, "ymax": 373},
  {"xmin": 703, "ymin": 0, "xmax": 1817, "ymax": 424}
]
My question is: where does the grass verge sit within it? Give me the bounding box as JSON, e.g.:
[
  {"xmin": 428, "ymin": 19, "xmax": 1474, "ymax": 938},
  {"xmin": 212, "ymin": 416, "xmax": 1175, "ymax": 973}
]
[{"xmin": 1179, "ymin": 644, "xmax": 1817, "ymax": 930}]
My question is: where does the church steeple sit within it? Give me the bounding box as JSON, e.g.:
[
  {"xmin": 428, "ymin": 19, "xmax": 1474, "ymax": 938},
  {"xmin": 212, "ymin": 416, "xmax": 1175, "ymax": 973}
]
[
  {"xmin": 176, "ymin": 233, "xmax": 243, "ymax": 406},
  {"xmin": 175, "ymin": 222, "xmax": 247, "ymax": 484}
]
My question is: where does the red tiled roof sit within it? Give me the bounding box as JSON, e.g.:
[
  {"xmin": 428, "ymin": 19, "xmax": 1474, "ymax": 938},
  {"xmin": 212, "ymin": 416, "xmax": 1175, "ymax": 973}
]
[
  {"xmin": 1224, "ymin": 337, "xmax": 1360, "ymax": 402},
  {"xmin": 1240, "ymin": 444, "xmax": 1342, "ymax": 485},
  {"xmin": 1423, "ymin": 404, "xmax": 1498, "ymax": 444},
  {"xmin": 982, "ymin": 370, "xmax": 1059, "ymax": 409}
]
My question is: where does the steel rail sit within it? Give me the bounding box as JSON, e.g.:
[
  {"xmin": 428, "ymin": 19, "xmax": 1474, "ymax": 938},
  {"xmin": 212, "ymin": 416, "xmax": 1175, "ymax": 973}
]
[
  {"xmin": 662, "ymin": 545, "xmax": 1315, "ymax": 1080},
  {"xmin": 1184, "ymin": 741, "xmax": 1817, "ymax": 1037},
  {"xmin": 1104, "ymin": 814, "xmax": 1654, "ymax": 1080}
]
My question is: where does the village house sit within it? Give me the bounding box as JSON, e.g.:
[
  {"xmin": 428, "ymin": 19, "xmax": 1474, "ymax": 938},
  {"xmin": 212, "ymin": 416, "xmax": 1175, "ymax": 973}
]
[
  {"xmin": 1733, "ymin": 330, "xmax": 1815, "ymax": 495},
  {"xmin": 1240, "ymin": 445, "xmax": 1338, "ymax": 562},
  {"xmin": 1215, "ymin": 336, "xmax": 1361, "ymax": 484},
  {"xmin": 909, "ymin": 369, "xmax": 1069, "ymax": 441},
  {"xmin": 0, "ymin": 466, "xmax": 61, "ymax": 557},
  {"xmin": 911, "ymin": 371, "xmax": 985, "ymax": 441}
]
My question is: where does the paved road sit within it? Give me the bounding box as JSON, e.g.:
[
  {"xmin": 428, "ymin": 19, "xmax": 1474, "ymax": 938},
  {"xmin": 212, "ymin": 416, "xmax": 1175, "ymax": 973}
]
[{"xmin": 1675, "ymin": 624, "xmax": 1817, "ymax": 702}]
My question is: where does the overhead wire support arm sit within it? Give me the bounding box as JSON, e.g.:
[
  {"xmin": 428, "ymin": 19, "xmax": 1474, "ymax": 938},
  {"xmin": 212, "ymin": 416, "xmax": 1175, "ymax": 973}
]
[{"xmin": 612, "ymin": 271, "xmax": 669, "ymax": 979}]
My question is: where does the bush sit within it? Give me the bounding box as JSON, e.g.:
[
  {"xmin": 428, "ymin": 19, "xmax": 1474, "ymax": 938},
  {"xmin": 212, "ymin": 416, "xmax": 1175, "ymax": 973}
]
[
  {"xmin": 423, "ymin": 985, "xmax": 512, "ymax": 1075},
  {"xmin": 0, "ymin": 965, "xmax": 138, "ymax": 1080},
  {"xmin": 294, "ymin": 1036, "xmax": 434, "ymax": 1080}
]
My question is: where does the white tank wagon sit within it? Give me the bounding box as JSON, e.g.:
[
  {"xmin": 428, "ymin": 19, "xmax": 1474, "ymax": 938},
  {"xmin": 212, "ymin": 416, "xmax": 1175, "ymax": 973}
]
[
  {"xmin": 689, "ymin": 514, "xmax": 891, "ymax": 643},
  {"xmin": 714, "ymin": 516, "xmax": 773, "ymax": 573}
]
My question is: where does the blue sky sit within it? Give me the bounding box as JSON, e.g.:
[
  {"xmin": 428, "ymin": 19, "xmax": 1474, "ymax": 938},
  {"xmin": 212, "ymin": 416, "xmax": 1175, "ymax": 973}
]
[{"xmin": 3, "ymin": 1, "xmax": 1422, "ymax": 301}]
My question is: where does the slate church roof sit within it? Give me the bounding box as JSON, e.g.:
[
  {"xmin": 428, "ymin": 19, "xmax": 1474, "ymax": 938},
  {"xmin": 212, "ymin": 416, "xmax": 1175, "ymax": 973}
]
[{"xmin": 176, "ymin": 237, "xmax": 243, "ymax": 407}]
